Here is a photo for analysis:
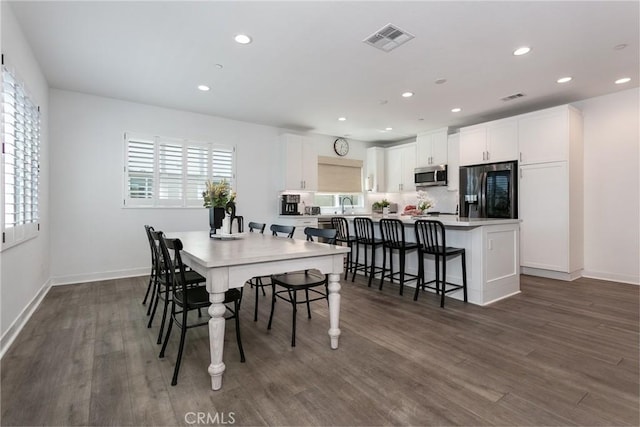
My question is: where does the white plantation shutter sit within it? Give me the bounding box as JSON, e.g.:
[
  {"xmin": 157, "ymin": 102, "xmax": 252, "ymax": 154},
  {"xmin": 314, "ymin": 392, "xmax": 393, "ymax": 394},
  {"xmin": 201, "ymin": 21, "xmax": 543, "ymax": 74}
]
[
  {"xmin": 124, "ymin": 133, "xmax": 235, "ymax": 207},
  {"xmin": 2, "ymin": 64, "xmax": 41, "ymax": 249}
]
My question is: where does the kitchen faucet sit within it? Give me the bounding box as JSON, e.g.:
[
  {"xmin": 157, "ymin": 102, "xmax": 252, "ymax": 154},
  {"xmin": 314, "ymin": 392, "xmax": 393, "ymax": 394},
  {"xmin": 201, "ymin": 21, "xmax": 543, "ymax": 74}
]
[{"xmin": 340, "ymin": 196, "xmax": 354, "ymax": 215}]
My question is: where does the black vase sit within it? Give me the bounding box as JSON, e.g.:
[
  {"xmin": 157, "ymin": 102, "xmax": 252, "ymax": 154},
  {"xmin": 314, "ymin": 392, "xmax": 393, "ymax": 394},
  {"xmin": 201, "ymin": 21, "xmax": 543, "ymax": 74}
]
[{"xmin": 209, "ymin": 207, "xmax": 225, "ymax": 235}]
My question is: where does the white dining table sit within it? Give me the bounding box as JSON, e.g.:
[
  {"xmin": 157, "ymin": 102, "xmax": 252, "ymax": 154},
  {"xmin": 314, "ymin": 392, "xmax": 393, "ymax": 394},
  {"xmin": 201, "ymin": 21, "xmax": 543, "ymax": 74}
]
[{"xmin": 165, "ymin": 230, "xmax": 350, "ymax": 390}]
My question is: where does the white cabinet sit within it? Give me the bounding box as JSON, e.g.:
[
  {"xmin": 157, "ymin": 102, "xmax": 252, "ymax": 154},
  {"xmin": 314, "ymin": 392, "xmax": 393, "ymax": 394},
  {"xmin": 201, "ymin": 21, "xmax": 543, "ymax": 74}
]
[
  {"xmin": 366, "ymin": 147, "xmax": 385, "ymax": 192},
  {"xmin": 385, "ymin": 143, "xmax": 416, "ymax": 192},
  {"xmin": 416, "ymin": 128, "xmax": 448, "ymax": 167},
  {"xmin": 518, "ymin": 105, "xmax": 583, "ymax": 280},
  {"xmin": 280, "ymin": 133, "xmax": 317, "ymax": 191},
  {"xmin": 276, "ymin": 216, "xmax": 318, "ymax": 240},
  {"xmin": 459, "ymin": 119, "xmax": 518, "ymax": 166},
  {"xmin": 518, "ymin": 105, "xmax": 579, "ymax": 165}
]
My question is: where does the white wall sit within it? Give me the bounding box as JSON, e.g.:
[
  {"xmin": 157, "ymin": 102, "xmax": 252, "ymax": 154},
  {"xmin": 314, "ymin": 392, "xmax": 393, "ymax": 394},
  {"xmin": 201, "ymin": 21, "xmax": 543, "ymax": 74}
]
[
  {"xmin": 0, "ymin": 4, "xmax": 51, "ymax": 347},
  {"xmin": 575, "ymin": 88, "xmax": 640, "ymax": 284},
  {"xmin": 48, "ymin": 90, "xmax": 281, "ymax": 284}
]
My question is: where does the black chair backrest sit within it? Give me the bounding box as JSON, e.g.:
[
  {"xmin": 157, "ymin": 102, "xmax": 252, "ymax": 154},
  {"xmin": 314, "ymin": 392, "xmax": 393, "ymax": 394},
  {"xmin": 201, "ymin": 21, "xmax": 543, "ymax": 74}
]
[
  {"xmin": 270, "ymin": 224, "xmax": 295, "ymax": 238},
  {"xmin": 331, "ymin": 217, "xmax": 350, "ymax": 240},
  {"xmin": 304, "ymin": 227, "xmax": 337, "ymax": 244},
  {"xmin": 379, "ymin": 218, "xmax": 408, "ymax": 248},
  {"xmin": 353, "ymin": 217, "xmax": 375, "ymax": 242},
  {"xmin": 144, "ymin": 224, "xmax": 156, "ymax": 264},
  {"xmin": 156, "ymin": 233, "xmax": 190, "ymax": 298},
  {"xmin": 248, "ymin": 221, "xmax": 267, "ymax": 233},
  {"xmin": 414, "ymin": 220, "xmax": 446, "ymax": 255},
  {"xmin": 149, "ymin": 230, "xmax": 168, "ymax": 280},
  {"xmin": 233, "ymin": 215, "xmax": 245, "ymax": 233}
]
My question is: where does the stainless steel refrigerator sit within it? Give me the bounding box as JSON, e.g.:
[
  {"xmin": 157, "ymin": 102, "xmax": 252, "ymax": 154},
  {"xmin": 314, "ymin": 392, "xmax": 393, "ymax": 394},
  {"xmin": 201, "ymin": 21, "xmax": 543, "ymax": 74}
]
[{"xmin": 459, "ymin": 161, "xmax": 518, "ymax": 219}]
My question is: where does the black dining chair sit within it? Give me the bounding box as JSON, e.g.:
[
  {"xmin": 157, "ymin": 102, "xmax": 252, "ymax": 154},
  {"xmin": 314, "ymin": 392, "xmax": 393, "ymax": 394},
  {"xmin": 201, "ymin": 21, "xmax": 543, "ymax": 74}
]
[
  {"xmin": 379, "ymin": 218, "xmax": 419, "ymax": 296},
  {"xmin": 414, "ymin": 219, "xmax": 468, "ymax": 307},
  {"xmin": 331, "ymin": 217, "xmax": 357, "ymax": 279},
  {"xmin": 268, "ymin": 227, "xmax": 337, "ymax": 347},
  {"xmin": 242, "ymin": 221, "xmax": 269, "ymax": 321},
  {"xmin": 143, "ymin": 225, "xmax": 158, "ymax": 310},
  {"xmin": 352, "ymin": 217, "xmax": 384, "ymax": 287},
  {"xmin": 157, "ymin": 232, "xmax": 245, "ymax": 386}
]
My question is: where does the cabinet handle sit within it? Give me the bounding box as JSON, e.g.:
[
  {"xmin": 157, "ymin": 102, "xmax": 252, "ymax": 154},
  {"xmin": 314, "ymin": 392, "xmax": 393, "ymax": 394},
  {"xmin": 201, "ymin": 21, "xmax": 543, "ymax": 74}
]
[
  {"xmin": 520, "ymin": 169, "xmax": 523, "ymax": 179},
  {"xmin": 482, "ymin": 152, "xmax": 486, "ymax": 161},
  {"xmin": 519, "ymin": 152, "xmax": 523, "ymax": 162},
  {"xmin": 487, "ymin": 151, "xmax": 490, "ymax": 161}
]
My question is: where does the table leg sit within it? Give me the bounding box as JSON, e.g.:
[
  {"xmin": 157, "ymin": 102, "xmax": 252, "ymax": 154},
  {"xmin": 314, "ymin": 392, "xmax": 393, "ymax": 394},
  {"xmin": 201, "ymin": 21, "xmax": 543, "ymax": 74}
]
[
  {"xmin": 327, "ymin": 272, "xmax": 341, "ymax": 349},
  {"xmin": 207, "ymin": 292, "xmax": 227, "ymax": 390}
]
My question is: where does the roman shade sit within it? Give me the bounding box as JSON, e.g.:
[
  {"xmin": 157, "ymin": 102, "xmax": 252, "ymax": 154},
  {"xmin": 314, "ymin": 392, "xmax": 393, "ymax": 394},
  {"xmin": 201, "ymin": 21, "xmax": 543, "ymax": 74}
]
[{"xmin": 317, "ymin": 156, "xmax": 363, "ymax": 193}]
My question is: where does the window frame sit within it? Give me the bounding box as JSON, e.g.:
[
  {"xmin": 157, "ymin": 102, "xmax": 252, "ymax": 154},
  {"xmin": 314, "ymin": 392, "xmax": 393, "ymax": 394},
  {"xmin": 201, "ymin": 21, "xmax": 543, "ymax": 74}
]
[
  {"xmin": 1, "ymin": 62, "xmax": 41, "ymax": 251},
  {"xmin": 123, "ymin": 132, "xmax": 236, "ymax": 208}
]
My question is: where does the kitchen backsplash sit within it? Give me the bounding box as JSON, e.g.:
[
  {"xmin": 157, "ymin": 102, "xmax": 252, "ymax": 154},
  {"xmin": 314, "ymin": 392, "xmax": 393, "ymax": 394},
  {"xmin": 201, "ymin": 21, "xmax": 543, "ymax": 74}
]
[{"xmin": 366, "ymin": 187, "xmax": 458, "ymax": 214}]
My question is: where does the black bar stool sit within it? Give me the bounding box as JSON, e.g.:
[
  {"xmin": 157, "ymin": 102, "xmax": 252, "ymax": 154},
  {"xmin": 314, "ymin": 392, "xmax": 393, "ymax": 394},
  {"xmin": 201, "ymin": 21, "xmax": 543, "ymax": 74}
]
[
  {"xmin": 379, "ymin": 218, "xmax": 419, "ymax": 295},
  {"xmin": 414, "ymin": 219, "xmax": 468, "ymax": 307},
  {"xmin": 352, "ymin": 217, "xmax": 384, "ymax": 287},
  {"xmin": 331, "ymin": 217, "xmax": 357, "ymax": 279}
]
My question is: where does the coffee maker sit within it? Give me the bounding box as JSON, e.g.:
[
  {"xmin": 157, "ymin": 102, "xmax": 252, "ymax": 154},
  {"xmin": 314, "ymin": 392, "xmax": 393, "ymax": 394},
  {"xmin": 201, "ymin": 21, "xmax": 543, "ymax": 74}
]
[{"xmin": 281, "ymin": 194, "xmax": 300, "ymax": 215}]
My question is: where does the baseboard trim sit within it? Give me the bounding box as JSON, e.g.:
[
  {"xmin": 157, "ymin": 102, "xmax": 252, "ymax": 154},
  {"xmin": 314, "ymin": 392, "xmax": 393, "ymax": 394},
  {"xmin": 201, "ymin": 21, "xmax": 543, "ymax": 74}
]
[
  {"xmin": 51, "ymin": 267, "xmax": 148, "ymax": 286},
  {"xmin": 582, "ymin": 270, "xmax": 639, "ymax": 286},
  {"xmin": 520, "ymin": 267, "xmax": 583, "ymax": 281},
  {"xmin": 0, "ymin": 278, "xmax": 52, "ymax": 359}
]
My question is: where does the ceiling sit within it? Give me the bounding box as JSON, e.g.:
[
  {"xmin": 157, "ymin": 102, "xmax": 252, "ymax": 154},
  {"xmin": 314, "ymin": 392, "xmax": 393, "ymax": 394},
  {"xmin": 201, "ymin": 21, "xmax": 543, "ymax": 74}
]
[{"xmin": 7, "ymin": 1, "xmax": 639, "ymax": 143}]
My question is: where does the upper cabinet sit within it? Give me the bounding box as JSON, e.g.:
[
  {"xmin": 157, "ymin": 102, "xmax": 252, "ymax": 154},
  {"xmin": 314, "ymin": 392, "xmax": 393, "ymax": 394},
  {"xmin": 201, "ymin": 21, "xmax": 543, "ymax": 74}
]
[
  {"xmin": 459, "ymin": 118, "xmax": 518, "ymax": 166},
  {"xmin": 366, "ymin": 147, "xmax": 385, "ymax": 192},
  {"xmin": 280, "ymin": 133, "xmax": 317, "ymax": 191},
  {"xmin": 446, "ymin": 133, "xmax": 460, "ymax": 192},
  {"xmin": 385, "ymin": 143, "xmax": 416, "ymax": 192},
  {"xmin": 518, "ymin": 105, "xmax": 580, "ymax": 165},
  {"xmin": 416, "ymin": 128, "xmax": 448, "ymax": 167}
]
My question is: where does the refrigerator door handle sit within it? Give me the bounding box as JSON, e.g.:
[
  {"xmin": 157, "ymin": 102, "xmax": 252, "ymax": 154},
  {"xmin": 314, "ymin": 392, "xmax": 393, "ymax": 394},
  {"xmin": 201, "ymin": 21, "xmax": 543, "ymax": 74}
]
[{"xmin": 479, "ymin": 171, "xmax": 487, "ymax": 218}]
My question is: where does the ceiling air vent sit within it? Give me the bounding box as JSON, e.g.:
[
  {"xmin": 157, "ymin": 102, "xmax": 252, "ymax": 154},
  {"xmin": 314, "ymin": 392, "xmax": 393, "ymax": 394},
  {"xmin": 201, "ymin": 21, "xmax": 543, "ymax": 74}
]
[
  {"xmin": 363, "ymin": 24, "xmax": 415, "ymax": 52},
  {"xmin": 501, "ymin": 93, "xmax": 526, "ymax": 102}
]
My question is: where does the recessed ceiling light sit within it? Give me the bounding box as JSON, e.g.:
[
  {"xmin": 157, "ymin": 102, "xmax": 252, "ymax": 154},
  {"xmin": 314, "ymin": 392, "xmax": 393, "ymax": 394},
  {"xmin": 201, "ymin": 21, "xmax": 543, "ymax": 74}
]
[
  {"xmin": 385, "ymin": 127, "xmax": 393, "ymax": 131},
  {"xmin": 435, "ymin": 78, "xmax": 447, "ymax": 85},
  {"xmin": 451, "ymin": 107, "xmax": 462, "ymax": 113},
  {"xmin": 338, "ymin": 117, "xmax": 347, "ymax": 121},
  {"xmin": 513, "ymin": 46, "xmax": 531, "ymax": 56},
  {"xmin": 557, "ymin": 77, "xmax": 572, "ymax": 83},
  {"xmin": 402, "ymin": 92, "xmax": 414, "ymax": 98},
  {"xmin": 197, "ymin": 85, "xmax": 210, "ymax": 91},
  {"xmin": 234, "ymin": 34, "xmax": 252, "ymax": 44},
  {"xmin": 215, "ymin": 64, "xmax": 224, "ymax": 69},
  {"xmin": 615, "ymin": 77, "xmax": 631, "ymax": 84},
  {"xmin": 614, "ymin": 44, "xmax": 628, "ymax": 50}
]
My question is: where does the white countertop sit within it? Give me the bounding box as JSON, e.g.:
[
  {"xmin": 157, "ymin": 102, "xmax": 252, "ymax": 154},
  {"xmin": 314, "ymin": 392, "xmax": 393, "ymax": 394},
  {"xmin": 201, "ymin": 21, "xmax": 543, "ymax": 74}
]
[{"xmin": 278, "ymin": 213, "xmax": 520, "ymax": 228}]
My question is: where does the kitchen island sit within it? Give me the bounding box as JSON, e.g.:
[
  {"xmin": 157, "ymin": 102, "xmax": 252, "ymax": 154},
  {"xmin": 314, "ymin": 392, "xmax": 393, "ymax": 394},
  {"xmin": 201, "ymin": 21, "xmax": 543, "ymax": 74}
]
[{"xmin": 346, "ymin": 214, "xmax": 520, "ymax": 306}]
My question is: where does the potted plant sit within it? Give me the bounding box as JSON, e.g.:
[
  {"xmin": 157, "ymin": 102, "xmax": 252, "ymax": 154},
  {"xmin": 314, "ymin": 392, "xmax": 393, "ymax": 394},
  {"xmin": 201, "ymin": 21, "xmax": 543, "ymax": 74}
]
[
  {"xmin": 372, "ymin": 199, "xmax": 390, "ymax": 213},
  {"xmin": 203, "ymin": 179, "xmax": 236, "ymax": 234}
]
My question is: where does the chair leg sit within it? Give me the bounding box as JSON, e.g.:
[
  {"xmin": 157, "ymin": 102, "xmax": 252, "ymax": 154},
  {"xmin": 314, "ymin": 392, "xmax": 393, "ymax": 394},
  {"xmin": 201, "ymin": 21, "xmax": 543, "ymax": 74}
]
[
  {"xmin": 351, "ymin": 241, "xmax": 359, "ymax": 282},
  {"xmin": 146, "ymin": 275, "xmax": 158, "ymax": 316},
  {"xmin": 440, "ymin": 255, "xmax": 446, "ymax": 308},
  {"xmin": 254, "ymin": 278, "xmax": 260, "ymax": 322},
  {"xmin": 435, "ymin": 255, "xmax": 440, "ymax": 295},
  {"xmin": 344, "ymin": 244, "xmax": 350, "ymax": 280},
  {"xmin": 291, "ymin": 290, "xmax": 297, "ymax": 347},
  {"xmin": 259, "ymin": 277, "xmax": 266, "ymax": 297},
  {"xmin": 267, "ymin": 284, "xmax": 276, "ymax": 330},
  {"xmin": 234, "ymin": 299, "xmax": 246, "ymax": 362},
  {"xmin": 399, "ymin": 249, "xmax": 405, "ymax": 296},
  {"xmin": 389, "ymin": 248, "xmax": 394, "ymax": 284},
  {"xmin": 142, "ymin": 270, "xmax": 154, "ymax": 305},
  {"xmin": 461, "ymin": 251, "xmax": 468, "ymax": 303},
  {"xmin": 147, "ymin": 283, "xmax": 162, "ymax": 328},
  {"xmin": 157, "ymin": 286, "xmax": 170, "ymax": 344},
  {"xmin": 368, "ymin": 244, "xmax": 376, "ymax": 288},
  {"xmin": 379, "ymin": 246, "xmax": 386, "ymax": 290},
  {"xmin": 414, "ymin": 252, "xmax": 423, "ymax": 301},
  {"xmin": 170, "ymin": 308, "xmax": 189, "ymax": 386},
  {"xmin": 159, "ymin": 301, "xmax": 175, "ymax": 358},
  {"xmin": 363, "ymin": 242, "xmax": 369, "ymax": 279},
  {"xmin": 305, "ymin": 289, "xmax": 312, "ymax": 319}
]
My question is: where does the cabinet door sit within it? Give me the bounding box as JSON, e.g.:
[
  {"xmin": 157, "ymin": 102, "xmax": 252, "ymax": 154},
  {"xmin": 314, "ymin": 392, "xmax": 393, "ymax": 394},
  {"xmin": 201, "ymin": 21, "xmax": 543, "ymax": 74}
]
[
  {"xmin": 487, "ymin": 119, "xmax": 518, "ymax": 163},
  {"xmin": 518, "ymin": 108, "xmax": 568, "ymax": 164},
  {"xmin": 401, "ymin": 144, "xmax": 417, "ymax": 192},
  {"xmin": 446, "ymin": 133, "xmax": 460, "ymax": 192},
  {"xmin": 519, "ymin": 162, "xmax": 569, "ymax": 272},
  {"xmin": 415, "ymin": 133, "xmax": 432, "ymax": 168},
  {"xmin": 459, "ymin": 126, "xmax": 487, "ymax": 166},
  {"xmin": 385, "ymin": 147, "xmax": 403, "ymax": 192},
  {"xmin": 430, "ymin": 131, "xmax": 449, "ymax": 165},
  {"xmin": 366, "ymin": 147, "xmax": 385, "ymax": 192},
  {"xmin": 282, "ymin": 135, "xmax": 303, "ymax": 190},
  {"xmin": 301, "ymin": 142, "xmax": 318, "ymax": 191}
]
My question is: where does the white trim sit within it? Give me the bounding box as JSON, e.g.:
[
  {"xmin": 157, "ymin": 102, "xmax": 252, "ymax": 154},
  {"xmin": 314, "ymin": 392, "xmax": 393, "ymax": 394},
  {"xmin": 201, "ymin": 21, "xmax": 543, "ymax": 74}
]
[
  {"xmin": 582, "ymin": 270, "xmax": 639, "ymax": 286},
  {"xmin": 480, "ymin": 290, "xmax": 522, "ymax": 306},
  {"xmin": 520, "ymin": 266, "xmax": 583, "ymax": 281},
  {"xmin": 0, "ymin": 278, "xmax": 51, "ymax": 359},
  {"xmin": 51, "ymin": 267, "xmax": 148, "ymax": 286}
]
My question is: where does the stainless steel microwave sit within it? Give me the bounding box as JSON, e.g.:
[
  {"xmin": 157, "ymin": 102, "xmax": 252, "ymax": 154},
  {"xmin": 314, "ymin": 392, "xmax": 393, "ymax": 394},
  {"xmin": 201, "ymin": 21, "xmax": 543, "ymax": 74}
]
[{"xmin": 414, "ymin": 165, "xmax": 447, "ymax": 187}]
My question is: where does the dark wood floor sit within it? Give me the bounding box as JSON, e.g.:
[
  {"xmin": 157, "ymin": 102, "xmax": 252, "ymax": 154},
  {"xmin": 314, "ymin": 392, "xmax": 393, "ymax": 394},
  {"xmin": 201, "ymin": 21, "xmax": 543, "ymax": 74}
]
[{"xmin": 2, "ymin": 273, "xmax": 638, "ymax": 426}]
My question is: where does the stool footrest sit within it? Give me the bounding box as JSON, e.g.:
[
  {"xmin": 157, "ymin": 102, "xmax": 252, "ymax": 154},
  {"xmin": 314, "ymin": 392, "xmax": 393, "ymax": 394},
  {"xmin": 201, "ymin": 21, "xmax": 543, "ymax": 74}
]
[{"xmin": 422, "ymin": 279, "xmax": 465, "ymax": 293}]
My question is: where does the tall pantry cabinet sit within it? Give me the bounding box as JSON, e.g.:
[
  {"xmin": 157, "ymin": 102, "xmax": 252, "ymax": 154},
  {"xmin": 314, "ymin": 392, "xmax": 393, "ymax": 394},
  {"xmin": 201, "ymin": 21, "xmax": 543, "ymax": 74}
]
[{"xmin": 518, "ymin": 105, "xmax": 584, "ymax": 280}]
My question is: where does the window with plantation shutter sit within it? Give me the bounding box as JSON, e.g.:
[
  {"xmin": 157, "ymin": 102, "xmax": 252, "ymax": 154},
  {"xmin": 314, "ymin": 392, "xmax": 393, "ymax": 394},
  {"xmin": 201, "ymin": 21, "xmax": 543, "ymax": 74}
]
[
  {"xmin": 124, "ymin": 133, "xmax": 235, "ymax": 208},
  {"xmin": 2, "ymin": 63, "xmax": 41, "ymax": 249}
]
